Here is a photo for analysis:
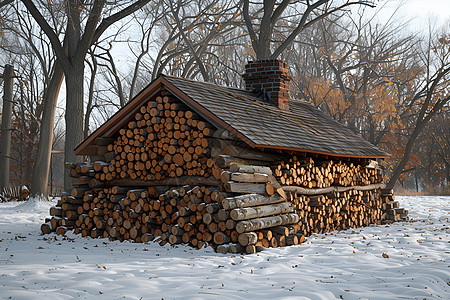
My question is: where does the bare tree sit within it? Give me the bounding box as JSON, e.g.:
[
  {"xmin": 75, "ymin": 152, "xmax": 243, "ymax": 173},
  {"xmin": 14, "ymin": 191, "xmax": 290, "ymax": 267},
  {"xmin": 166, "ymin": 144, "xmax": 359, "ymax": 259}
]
[
  {"xmin": 21, "ymin": 0, "xmax": 152, "ymax": 189},
  {"xmin": 148, "ymin": 0, "xmax": 242, "ymax": 82},
  {"xmin": 386, "ymin": 29, "xmax": 450, "ymax": 189},
  {"xmin": 242, "ymin": 0, "xmax": 375, "ymax": 60},
  {"xmin": 31, "ymin": 62, "xmax": 64, "ymax": 196},
  {"xmin": 297, "ymin": 12, "xmax": 417, "ymax": 143},
  {"xmin": 0, "ymin": 1, "xmax": 65, "ymax": 197},
  {"xmin": 0, "ymin": 65, "xmax": 14, "ymax": 190},
  {"xmin": 126, "ymin": 0, "xmax": 164, "ymax": 99}
]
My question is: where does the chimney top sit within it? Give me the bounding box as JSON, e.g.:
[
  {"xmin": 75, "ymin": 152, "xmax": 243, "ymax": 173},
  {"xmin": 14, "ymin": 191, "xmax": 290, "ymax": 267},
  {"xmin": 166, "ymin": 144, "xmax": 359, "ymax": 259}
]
[{"xmin": 242, "ymin": 60, "xmax": 291, "ymax": 110}]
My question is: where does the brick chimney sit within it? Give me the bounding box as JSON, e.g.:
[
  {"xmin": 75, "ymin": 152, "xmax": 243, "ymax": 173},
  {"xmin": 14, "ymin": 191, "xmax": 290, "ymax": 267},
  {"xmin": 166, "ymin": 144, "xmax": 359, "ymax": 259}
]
[{"xmin": 243, "ymin": 60, "xmax": 291, "ymax": 110}]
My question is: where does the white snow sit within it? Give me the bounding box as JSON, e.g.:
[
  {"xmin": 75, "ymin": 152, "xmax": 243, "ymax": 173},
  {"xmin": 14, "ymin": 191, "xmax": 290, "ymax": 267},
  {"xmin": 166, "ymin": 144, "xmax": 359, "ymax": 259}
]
[{"xmin": 0, "ymin": 196, "xmax": 448, "ymax": 299}]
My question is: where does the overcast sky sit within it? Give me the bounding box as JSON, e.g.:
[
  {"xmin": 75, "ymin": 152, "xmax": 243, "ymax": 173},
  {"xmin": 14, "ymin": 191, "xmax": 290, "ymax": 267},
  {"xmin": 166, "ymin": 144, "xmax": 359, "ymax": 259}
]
[
  {"xmin": 402, "ymin": 0, "xmax": 450, "ymax": 19},
  {"xmin": 380, "ymin": 0, "xmax": 450, "ymax": 29}
]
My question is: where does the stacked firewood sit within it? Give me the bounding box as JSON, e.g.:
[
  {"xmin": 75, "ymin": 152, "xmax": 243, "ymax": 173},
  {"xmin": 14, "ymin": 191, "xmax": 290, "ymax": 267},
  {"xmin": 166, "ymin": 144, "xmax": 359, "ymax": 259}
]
[
  {"xmin": 89, "ymin": 95, "xmax": 215, "ymax": 182},
  {"xmin": 273, "ymin": 157, "xmax": 383, "ymax": 188},
  {"xmin": 209, "ymin": 163, "xmax": 403, "ymax": 253},
  {"xmin": 215, "ymin": 193, "xmax": 304, "ymax": 253},
  {"xmin": 40, "ymin": 93, "xmax": 408, "ymax": 254},
  {"xmin": 285, "ymin": 189, "xmax": 383, "ymax": 236},
  {"xmin": 42, "ymin": 173, "xmax": 303, "ymax": 254},
  {"xmin": 380, "ymin": 189, "xmax": 408, "ymax": 223},
  {"xmin": 0, "ymin": 185, "xmax": 30, "ymax": 202},
  {"xmin": 41, "ymin": 191, "xmax": 82, "ymax": 236},
  {"xmin": 42, "ymin": 160, "xmax": 407, "ymax": 253}
]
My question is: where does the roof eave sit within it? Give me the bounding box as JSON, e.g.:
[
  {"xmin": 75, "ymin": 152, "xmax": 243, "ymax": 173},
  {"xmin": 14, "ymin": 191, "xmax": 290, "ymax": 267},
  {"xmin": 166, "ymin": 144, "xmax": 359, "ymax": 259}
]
[{"xmin": 255, "ymin": 144, "xmax": 390, "ymax": 160}]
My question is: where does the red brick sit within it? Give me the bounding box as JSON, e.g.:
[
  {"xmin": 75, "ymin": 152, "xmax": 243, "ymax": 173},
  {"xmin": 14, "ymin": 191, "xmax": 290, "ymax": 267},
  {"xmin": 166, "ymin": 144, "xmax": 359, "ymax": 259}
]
[{"xmin": 243, "ymin": 59, "xmax": 291, "ymax": 110}]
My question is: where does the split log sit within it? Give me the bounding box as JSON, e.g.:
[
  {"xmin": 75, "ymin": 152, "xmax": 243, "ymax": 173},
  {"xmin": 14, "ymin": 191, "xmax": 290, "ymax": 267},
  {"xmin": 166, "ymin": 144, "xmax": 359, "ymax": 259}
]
[
  {"xmin": 169, "ymin": 234, "xmax": 183, "ymax": 244},
  {"xmin": 245, "ymin": 245, "xmax": 265, "ymax": 254},
  {"xmin": 380, "ymin": 188, "xmax": 394, "ymax": 195},
  {"xmin": 230, "ymin": 172, "xmax": 270, "ymax": 183},
  {"xmin": 216, "ymin": 245, "xmax": 229, "ymax": 254},
  {"xmin": 141, "ymin": 233, "xmax": 154, "ymax": 242},
  {"xmin": 223, "ymin": 182, "xmax": 267, "ymax": 194},
  {"xmin": 56, "ymin": 226, "xmax": 68, "ymax": 235},
  {"xmin": 230, "ymin": 202, "xmax": 294, "ymax": 221},
  {"xmin": 70, "ymin": 186, "xmax": 89, "ymax": 197},
  {"xmin": 229, "ymin": 164, "xmax": 273, "ymax": 175},
  {"xmin": 282, "ymin": 183, "xmax": 386, "ymax": 195},
  {"xmin": 228, "ymin": 243, "xmax": 246, "ymax": 254},
  {"xmin": 235, "ymin": 213, "xmax": 300, "ymax": 233},
  {"xmin": 50, "ymin": 206, "xmax": 62, "ymax": 217},
  {"xmin": 213, "ymin": 232, "xmax": 230, "ymax": 244},
  {"xmin": 238, "ymin": 232, "xmax": 258, "ymax": 246},
  {"xmin": 221, "ymin": 194, "xmax": 285, "ymax": 210},
  {"xmin": 40, "ymin": 223, "xmax": 52, "ymax": 234}
]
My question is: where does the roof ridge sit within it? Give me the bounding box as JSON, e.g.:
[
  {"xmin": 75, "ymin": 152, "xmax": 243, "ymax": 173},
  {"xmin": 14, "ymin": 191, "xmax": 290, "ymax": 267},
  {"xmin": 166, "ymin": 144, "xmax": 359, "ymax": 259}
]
[{"xmin": 160, "ymin": 74, "xmax": 250, "ymax": 95}]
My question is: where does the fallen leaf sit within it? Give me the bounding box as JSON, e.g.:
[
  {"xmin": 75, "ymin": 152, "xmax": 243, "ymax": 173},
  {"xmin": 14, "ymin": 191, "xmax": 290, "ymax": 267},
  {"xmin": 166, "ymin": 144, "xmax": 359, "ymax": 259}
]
[{"xmin": 382, "ymin": 253, "xmax": 389, "ymax": 258}]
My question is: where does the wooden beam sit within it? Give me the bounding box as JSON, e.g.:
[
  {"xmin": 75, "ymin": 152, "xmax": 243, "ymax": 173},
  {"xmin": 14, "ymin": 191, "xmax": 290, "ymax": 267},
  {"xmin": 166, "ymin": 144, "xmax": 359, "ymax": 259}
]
[{"xmin": 282, "ymin": 183, "xmax": 386, "ymax": 195}]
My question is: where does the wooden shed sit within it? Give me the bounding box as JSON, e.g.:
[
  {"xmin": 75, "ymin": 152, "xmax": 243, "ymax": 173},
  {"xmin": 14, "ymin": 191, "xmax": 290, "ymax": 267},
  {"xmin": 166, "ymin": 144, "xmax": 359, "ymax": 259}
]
[{"xmin": 42, "ymin": 60, "xmax": 407, "ymax": 253}]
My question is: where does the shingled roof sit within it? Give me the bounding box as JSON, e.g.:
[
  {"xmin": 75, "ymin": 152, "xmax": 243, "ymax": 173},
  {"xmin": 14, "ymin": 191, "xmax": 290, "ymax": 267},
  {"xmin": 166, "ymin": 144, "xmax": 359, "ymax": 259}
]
[{"xmin": 75, "ymin": 74, "xmax": 389, "ymax": 159}]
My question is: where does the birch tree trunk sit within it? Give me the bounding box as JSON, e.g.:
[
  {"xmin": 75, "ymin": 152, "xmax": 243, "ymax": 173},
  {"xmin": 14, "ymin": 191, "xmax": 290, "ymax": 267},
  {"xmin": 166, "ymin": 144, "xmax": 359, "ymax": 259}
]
[
  {"xmin": 0, "ymin": 65, "xmax": 14, "ymax": 190},
  {"xmin": 30, "ymin": 62, "xmax": 64, "ymax": 197}
]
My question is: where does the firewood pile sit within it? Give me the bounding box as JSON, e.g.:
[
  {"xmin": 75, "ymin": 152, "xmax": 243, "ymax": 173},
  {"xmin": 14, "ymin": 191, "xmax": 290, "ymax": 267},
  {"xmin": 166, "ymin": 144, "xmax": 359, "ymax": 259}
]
[
  {"xmin": 273, "ymin": 157, "xmax": 383, "ymax": 188},
  {"xmin": 0, "ymin": 185, "xmax": 29, "ymax": 202},
  {"xmin": 89, "ymin": 95, "xmax": 215, "ymax": 182},
  {"xmin": 40, "ymin": 93, "xmax": 408, "ymax": 254},
  {"xmin": 41, "ymin": 162, "xmax": 406, "ymax": 254},
  {"xmin": 286, "ymin": 189, "xmax": 401, "ymax": 235},
  {"xmin": 41, "ymin": 174, "xmax": 301, "ymax": 254}
]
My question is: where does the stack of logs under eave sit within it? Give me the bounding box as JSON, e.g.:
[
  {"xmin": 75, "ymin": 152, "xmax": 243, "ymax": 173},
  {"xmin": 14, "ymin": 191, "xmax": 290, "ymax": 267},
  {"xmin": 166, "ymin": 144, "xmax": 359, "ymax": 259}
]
[{"xmin": 41, "ymin": 91, "xmax": 408, "ymax": 254}]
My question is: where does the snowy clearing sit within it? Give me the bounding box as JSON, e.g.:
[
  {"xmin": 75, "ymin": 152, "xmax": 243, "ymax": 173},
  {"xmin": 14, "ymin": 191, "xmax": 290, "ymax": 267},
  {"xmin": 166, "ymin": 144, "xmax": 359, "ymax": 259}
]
[{"xmin": 0, "ymin": 196, "xmax": 448, "ymax": 299}]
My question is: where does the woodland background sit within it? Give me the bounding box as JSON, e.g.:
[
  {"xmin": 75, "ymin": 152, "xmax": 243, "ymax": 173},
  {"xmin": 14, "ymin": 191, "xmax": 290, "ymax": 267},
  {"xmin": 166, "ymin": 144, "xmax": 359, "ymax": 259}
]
[{"xmin": 0, "ymin": 0, "xmax": 448, "ymax": 197}]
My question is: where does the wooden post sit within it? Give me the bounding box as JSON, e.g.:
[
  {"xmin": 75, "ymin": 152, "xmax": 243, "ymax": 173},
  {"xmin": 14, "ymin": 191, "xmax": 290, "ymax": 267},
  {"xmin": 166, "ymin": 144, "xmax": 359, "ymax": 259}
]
[{"xmin": 0, "ymin": 65, "xmax": 14, "ymax": 190}]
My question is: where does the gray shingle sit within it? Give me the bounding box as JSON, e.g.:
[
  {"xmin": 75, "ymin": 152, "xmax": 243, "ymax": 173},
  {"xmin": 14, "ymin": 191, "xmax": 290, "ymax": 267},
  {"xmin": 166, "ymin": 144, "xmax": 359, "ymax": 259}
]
[{"xmin": 163, "ymin": 75, "xmax": 388, "ymax": 158}]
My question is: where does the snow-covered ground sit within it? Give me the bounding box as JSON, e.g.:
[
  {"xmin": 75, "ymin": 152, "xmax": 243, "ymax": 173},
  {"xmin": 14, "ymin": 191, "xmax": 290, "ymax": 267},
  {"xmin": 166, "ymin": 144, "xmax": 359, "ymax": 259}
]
[{"xmin": 0, "ymin": 196, "xmax": 448, "ymax": 300}]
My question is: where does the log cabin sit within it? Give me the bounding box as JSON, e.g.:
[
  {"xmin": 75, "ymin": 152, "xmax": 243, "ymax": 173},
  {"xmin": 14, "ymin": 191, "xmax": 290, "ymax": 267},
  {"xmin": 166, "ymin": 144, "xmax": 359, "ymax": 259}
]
[{"xmin": 42, "ymin": 60, "xmax": 408, "ymax": 253}]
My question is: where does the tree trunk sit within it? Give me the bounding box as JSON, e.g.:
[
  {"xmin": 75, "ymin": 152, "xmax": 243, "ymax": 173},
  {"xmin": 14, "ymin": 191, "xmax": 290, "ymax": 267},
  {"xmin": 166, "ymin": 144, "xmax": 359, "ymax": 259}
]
[
  {"xmin": 64, "ymin": 65, "xmax": 85, "ymax": 190},
  {"xmin": 30, "ymin": 62, "xmax": 64, "ymax": 198},
  {"xmin": 235, "ymin": 213, "xmax": 299, "ymax": 234},
  {"xmin": 0, "ymin": 65, "xmax": 14, "ymax": 190},
  {"xmin": 386, "ymin": 118, "xmax": 429, "ymax": 189}
]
